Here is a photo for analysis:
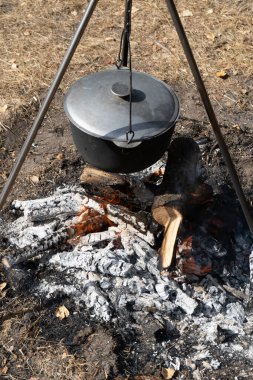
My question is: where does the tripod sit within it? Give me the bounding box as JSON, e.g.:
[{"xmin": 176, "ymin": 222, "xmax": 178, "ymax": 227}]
[{"xmin": 0, "ymin": 0, "xmax": 252, "ymax": 235}]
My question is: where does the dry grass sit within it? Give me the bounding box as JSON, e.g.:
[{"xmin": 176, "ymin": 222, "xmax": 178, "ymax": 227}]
[
  {"xmin": 0, "ymin": 300, "xmax": 86, "ymax": 379},
  {"xmin": 0, "ymin": 0, "xmax": 252, "ymax": 130}
]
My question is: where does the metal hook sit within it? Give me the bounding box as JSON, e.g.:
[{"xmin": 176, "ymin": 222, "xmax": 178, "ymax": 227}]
[{"xmin": 126, "ymin": 130, "xmax": 135, "ymax": 144}]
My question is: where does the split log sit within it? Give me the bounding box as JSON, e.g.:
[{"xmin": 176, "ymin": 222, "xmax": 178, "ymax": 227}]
[
  {"xmin": 152, "ymin": 194, "xmax": 183, "ymax": 269},
  {"xmin": 152, "ymin": 138, "xmax": 202, "ymax": 270},
  {"xmin": 80, "ymin": 165, "xmax": 134, "ymax": 207},
  {"xmin": 80, "ymin": 165, "xmax": 154, "ymax": 209},
  {"xmin": 80, "ymin": 165, "xmax": 128, "ymax": 187}
]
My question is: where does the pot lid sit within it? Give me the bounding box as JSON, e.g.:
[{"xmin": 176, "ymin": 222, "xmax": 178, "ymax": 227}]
[{"xmin": 64, "ymin": 68, "xmax": 180, "ymax": 142}]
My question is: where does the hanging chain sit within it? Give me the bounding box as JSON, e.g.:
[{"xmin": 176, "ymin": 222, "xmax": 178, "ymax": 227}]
[
  {"xmin": 126, "ymin": 29, "xmax": 134, "ymax": 143},
  {"xmin": 115, "ymin": 0, "xmax": 134, "ymax": 143}
]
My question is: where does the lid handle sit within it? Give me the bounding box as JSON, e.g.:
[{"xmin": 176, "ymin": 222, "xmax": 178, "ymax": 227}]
[{"xmin": 111, "ymin": 82, "xmax": 130, "ymax": 98}]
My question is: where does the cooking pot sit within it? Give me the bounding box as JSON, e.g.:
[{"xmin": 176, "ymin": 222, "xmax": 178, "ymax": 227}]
[{"xmin": 64, "ymin": 68, "xmax": 180, "ymax": 173}]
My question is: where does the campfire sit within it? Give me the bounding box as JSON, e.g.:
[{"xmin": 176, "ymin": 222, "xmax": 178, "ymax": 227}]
[{"xmin": 1, "ymin": 137, "xmax": 253, "ymax": 375}]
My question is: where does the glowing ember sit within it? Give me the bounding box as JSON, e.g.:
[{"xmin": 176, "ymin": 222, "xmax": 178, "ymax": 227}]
[
  {"xmin": 68, "ymin": 205, "xmax": 115, "ymax": 244},
  {"xmin": 176, "ymin": 235, "xmax": 212, "ymax": 276},
  {"xmin": 181, "ymin": 255, "xmax": 212, "ymax": 276}
]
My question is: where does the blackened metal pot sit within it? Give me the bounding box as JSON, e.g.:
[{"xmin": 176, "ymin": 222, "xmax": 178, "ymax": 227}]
[
  {"xmin": 64, "ymin": 68, "xmax": 180, "ymax": 173},
  {"xmin": 71, "ymin": 124, "xmax": 175, "ymax": 173}
]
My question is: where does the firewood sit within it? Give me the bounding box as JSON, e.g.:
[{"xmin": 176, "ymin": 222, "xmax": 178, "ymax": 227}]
[
  {"xmin": 152, "ymin": 194, "xmax": 183, "ymax": 269},
  {"xmin": 152, "ymin": 138, "xmax": 201, "ymax": 270},
  {"xmin": 80, "ymin": 165, "xmax": 128, "ymax": 187},
  {"xmin": 80, "ymin": 165, "xmax": 153, "ymax": 209}
]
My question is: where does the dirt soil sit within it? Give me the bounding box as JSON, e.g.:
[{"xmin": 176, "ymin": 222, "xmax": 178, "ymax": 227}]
[{"xmin": 0, "ymin": 0, "xmax": 253, "ymax": 379}]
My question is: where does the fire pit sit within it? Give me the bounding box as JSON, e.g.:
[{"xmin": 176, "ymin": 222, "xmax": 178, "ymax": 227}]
[{"xmin": 1, "ymin": 137, "xmax": 253, "ymax": 378}]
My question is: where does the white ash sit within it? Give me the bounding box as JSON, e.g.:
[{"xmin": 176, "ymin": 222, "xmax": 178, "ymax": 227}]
[
  {"xmin": 8, "ymin": 219, "xmax": 58, "ymax": 249},
  {"xmin": 226, "ymin": 302, "xmax": 245, "ymax": 324},
  {"xmin": 49, "ymin": 246, "xmax": 135, "ymax": 277},
  {"xmin": 77, "ymin": 228, "xmax": 117, "ymax": 246},
  {"xmin": 173, "ymin": 287, "xmax": 198, "ymax": 315},
  {"xmin": 2, "ymin": 184, "xmax": 253, "ymax": 373},
  {"xmin": 128, "ymin": 157, "xmax": 166, "ymax": 181},
  {"xmin": 3, "ymin": 186, "xmax": 200, "ymax": 322}
]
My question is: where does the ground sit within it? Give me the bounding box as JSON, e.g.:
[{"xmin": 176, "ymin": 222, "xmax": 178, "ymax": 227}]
[{"xmin": 0, "ymin": 0, "xmax": 253, "ymax": 379}]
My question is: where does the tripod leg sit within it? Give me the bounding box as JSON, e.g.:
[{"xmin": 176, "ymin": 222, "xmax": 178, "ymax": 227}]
[
  {"xmin": 0, "ymin": 0, "xmax": 99, "ymax": 211},
  {"xmin": 121, "ymin": 0, "xmax": 132, "ymax": 66},
  {"xmin": 165, "ymin": 0, "xmax": 253, "ymax": 236}
]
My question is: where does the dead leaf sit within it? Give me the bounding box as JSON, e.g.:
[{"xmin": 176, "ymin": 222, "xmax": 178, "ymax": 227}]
[
  {"xmin": 55, "ymin": 305, "xmax": 70, "ymax": 320},
  {"xmin": 104, "ymin": 57, "xmax": 115, "ymax": 65},
  {"xmin": 161, "ymin": 367, "xmax": 175, "ymax": 379},
  {"xmin": 30, "ymin": 175, "xmax": 40, "ymax": 184},
  {"xmin": 215, "ymin": 70, "xmax": 229, "ymax": 79},
  {"xmin": 182, "ymin": 9, "xmax": 193, "ymax": 17},
  {"xmin": 0, "ymin": 104, "xmax": 8, "ymax": 114},
  {"xmin": 11, "ymin": 62, "xmax": 18, "ymax": 70},
  {"xmin": 23, "ymin": 30, "xmax": 31, "ymax": 36},
  {"xmin": 233, "ymin": 124, "xmax": 241, "ymax": 130},
  {"xmin": 55, "ymin": 153, "xmax": 64, "ymax": 160},
  {"xmin": 131, "ymin": 6, "xmax": 139, "ymax": 14},
  {"xmin": 0, "ymin": 282, "xmax": 7, "ymax": 291},
  {"xmin": 206, "ymin": 33, "xmax": 216, "ymax": 42},
  {"xmin": 1, "ymin": 319, "xmax": 12, "ymax": 336},
  {"xmin": 71, "ymin": 10, "xmax": 78, "ymax": 16},
  {"xmin": 1, "ymin": 366, "xmax": 8, "ymax": 375}
]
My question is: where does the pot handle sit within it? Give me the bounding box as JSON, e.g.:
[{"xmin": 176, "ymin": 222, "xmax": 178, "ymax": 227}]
[{"xmin": 113, "ymin": 140, "xmax": 142, "ymax": 149}]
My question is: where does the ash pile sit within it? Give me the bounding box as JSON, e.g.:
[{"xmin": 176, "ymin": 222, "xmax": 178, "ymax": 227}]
[{"xmin": 1, "ymin": 137, "xmax": 253, "ymax": 377}]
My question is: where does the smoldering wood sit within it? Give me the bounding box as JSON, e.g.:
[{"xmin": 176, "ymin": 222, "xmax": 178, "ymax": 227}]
[
  {"xmin": 80, "ymin": 165, "xmax": 154, "ymax": 209},
  {"xmin": 11, "ymin": 186, "xmax": 105, "ymax": 222},
  {"xmin": 76, "ymin": 228, "xmax": 118, "ymax": 246},
  {"xmin": 4, "ymin": 183, "xmax": 159, "ymax": 271},
  {"xmin": 106, "ymin": 203, "xmax": 156, "ymax": 245}
]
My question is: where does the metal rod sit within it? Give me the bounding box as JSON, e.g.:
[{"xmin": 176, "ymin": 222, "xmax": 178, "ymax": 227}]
[
  {"xmin": 0, "ymin": 0, "xmax": 99, "ymax": 211},
  {"xmin": 121, "ymin": 0, "xmax": 131, "ymax": 66},
  {"xmin": 165, "ymin": 0, "xmax": 253, "ymax": 235}
]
